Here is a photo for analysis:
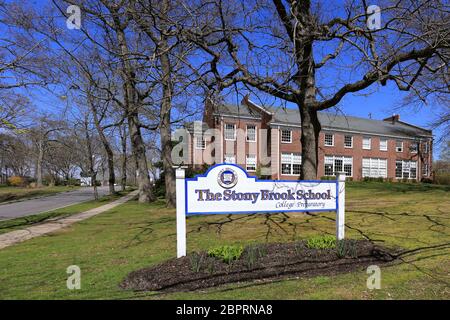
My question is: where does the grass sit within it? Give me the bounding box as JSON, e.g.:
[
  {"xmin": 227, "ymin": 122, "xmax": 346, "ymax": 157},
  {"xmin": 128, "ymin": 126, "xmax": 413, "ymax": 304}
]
[
  {"xmin": 0, "ymin": 185, "xmax": 79, "ymax": 203},
  {"xmin": 0, "ymin": 182, "xmax": 448, "ymax": 299},
  {"xmin": 0, "ymin": 191, "xmax": 131, "ymax": 235}
]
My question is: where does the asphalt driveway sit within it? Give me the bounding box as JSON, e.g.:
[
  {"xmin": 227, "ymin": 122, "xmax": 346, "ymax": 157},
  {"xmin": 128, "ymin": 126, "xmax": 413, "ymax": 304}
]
[{"xmin": 0, "ymin": 186, "xmax": 110, "ymax": 220}]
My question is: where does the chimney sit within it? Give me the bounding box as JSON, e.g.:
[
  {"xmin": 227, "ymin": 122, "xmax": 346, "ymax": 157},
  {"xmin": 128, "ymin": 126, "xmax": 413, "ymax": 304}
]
[{"xmin": 383, "ymin": 114, "xmax": 400, "ymax": 124}]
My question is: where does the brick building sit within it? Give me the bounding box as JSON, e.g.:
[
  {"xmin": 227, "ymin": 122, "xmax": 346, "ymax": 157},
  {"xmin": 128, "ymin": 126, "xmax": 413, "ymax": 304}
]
[{"xmin": 187, "ymin": 97, "xmax": 433, "ymax": 181}]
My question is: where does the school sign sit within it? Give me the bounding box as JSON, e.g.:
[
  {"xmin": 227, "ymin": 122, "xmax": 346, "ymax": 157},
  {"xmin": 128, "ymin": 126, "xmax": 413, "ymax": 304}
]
[{"xmin": 176, "ymin": 164, "xmax": 346, "ymax": 257}]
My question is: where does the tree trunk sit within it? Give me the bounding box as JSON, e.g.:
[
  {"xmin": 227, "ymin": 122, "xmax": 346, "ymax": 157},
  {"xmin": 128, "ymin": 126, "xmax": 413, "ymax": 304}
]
[
  {"xmin": 159, "ymin": 1, "xmax": 176, "ymax": 207},
  {"xmin": 128, "ymin": 113, "xmax": 154, "ymax": 203},
  {"xmin": 299, "ymin": 106, "xmax": 321, "ymax": 180},
  {"xmin": 114, "ymin": 17, "xmax": 154, "ymax": 203},
  {"xmin": 89, "ymin": 98, "xmax": 115, "ymax": 195},
  {"xmin": 36, "ymin": 141, "xmax": 44, "ymax": 187},
  {"xmin": 120, "ymin": 125, "xmax": 127, "ymax": 192}
]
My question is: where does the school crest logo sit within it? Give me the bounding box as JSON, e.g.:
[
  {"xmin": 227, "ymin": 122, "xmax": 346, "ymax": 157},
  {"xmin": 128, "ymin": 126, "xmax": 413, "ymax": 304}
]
[{"xmin": 218, "ymin": 168, "xmax": 238, "ymax": 189}]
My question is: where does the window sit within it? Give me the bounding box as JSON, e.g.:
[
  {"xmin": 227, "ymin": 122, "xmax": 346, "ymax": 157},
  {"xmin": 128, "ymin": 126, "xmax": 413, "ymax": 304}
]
[
  {"xmin": 395, "ymin": 160, "xmax": 417, "ymax": 179},
  {"xmin": 410, "ymin": 142, "xmax": 418, "ymax": 153},
  {"xmin": 344, "ymin": 135, "xmax": 353, "ymax": 148},
  {"xmin": 224, "ymin": 154, "xmax": 236, "ymax": 164},
  {"xmin": 362, "ymin": 137, "xmax": 371, "ymax": 150},
  {"xmin": 324, "ymin": 133, "xmax": 334, "ymax": 146},
  {"xmin": 246, "ymin": 154, "xmax": 257, "ymax": 171},
  {"xmin": 422, "ymin": 163, "xmax": 428, "ymax": 176},
  {"xmin": 224, "ymin": 123, "xmax": 236, "ymax": 140},
  {"xmin": 396, "ymin": 140, "xmax": 403, "ymax": 152},
  {"xmin": 424, "ymin": 142, "xmax": 429, "ymax": 153},
  {"xmin": 380, "ymin": 139, "xmax": 388, "ymax": 151},
  {"xmin": 195, "ymin": 136, "xmax": 205, "ymax": 149},
  {"xmin": 246, "ymin": 125, "xmax": 257, "ymax": 142},
  {"xmin": 281, "ymin": 153, "xmax": 302, "ymax": 175},
  {"xmin": 324, "ymin": 156, "xmax": 353, "ymax": 177},
  {"xmin": 281, "ymin": 130, "xmax": 292, "ymax": 143},
  {"xmin": 362, "ymin": 158, "xmax": 387, "ymax": 178}
]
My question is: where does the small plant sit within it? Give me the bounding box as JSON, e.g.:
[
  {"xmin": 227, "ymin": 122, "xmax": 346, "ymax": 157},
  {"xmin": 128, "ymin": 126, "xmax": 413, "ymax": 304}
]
[
  {"xmin": 294, "ymin": 241, "xmax": 304, "ymax": 255},
  {"xmin": 208, "ymin": 245, "xmax": 244, "ymax": 264},
  {"xmin": 306, "ymin": 235, "xmax": 336, "ymax": 249},
  {"xmin": 189, "ymin": 252, "xmax": 206, "ymax": 273},
  {"xmin": 336, "ymin": 239, "xmax": 358, "ymax": 258},
  {"xmin": 244, "ymin": 244, "xmax": 267, "ymax": 269},
  {"xmin": 7, "ymin": 176, "xmax": 25, "ymax": 187}
]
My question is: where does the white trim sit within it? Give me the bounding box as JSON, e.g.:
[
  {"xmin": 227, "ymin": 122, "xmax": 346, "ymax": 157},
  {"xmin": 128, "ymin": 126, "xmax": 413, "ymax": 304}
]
[
  {"xmin": 396, "ymin": 140, "xmax": 403, "ymax": 152},
  {"xmin": 213, "ymin": 113, "xmax": 261, "ymax": 120},
  {"xmin": 344, "ymin": 135, "xmax": 353, "ymax": 148},
  {"xmin": 247, "ymin": 99, "xmax": 274, "ymax": 115},
  {"xmin": 246, "ymin": 124, "xmax": 257, "ymax": 143},
  {"xmin": 379, "ymin": 138, "xmax": 388, "ymax": 151},
  {"xmin": 281, "ymin": 129, "xmax": 292, "ymax": 143},
  {"xmin": 246, "ymin": 154, "xmax": 257, "ymax": 172},
  {"xmin": 324, "ymin": 133, "xmax": 334, "ymax": 147},
  {"xmin": 362, "ymin": 137, "xmax": 372, "ymax": 150},
  {"xmin": 224, "ymin": 123, "xmax": 236, "ymax": 141},
  {"xmin": 268, "ymin": 123, "xmax": 433, "ymax": 139}
]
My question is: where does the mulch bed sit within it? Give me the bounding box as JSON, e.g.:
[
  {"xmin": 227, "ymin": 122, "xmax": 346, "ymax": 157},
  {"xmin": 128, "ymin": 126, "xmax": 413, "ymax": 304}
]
[{"xmin": 120, "ymin": 240, "xmax": 397, "ymax": 293}]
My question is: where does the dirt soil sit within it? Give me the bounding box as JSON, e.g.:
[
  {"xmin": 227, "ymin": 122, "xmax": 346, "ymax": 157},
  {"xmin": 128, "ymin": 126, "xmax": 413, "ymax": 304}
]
[{"xmin": 120, "ymin": 240, "xmax": 397, "ymax": 293}]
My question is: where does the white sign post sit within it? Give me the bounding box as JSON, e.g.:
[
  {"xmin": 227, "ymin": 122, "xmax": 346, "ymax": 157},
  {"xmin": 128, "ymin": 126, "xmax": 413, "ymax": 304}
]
[
  {"xmin": 336, "ymin": 172, "xmax": 346, "ymax": 240},
  {"xmin": 175, "ymin": 164, "xmax": 345, "ymax": 258},
  {"xmin": 176, "ymin": 168, "xmax": 187, "ymax": 258}
]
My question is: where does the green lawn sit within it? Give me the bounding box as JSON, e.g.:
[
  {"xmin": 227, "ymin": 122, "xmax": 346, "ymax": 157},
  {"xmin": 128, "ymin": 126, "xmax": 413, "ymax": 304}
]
[
  {"xmin": 0, "ymin": 185, "xmax": 79, "ymax": 203},
  {"xmin": 0, "ymin": 182, "xmax": 448, "ymax": 299}
]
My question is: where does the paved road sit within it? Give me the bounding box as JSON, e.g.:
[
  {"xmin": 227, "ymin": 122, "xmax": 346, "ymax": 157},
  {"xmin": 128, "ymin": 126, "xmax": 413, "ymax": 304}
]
[{"xmin": 0, "ymin": 187, "xmax": 110, "ymax": 220}]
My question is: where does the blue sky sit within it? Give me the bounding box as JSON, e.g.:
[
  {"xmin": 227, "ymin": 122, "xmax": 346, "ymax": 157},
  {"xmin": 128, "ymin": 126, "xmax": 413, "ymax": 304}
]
[{"xmin": 6, "ymin": 0, "xmax": 446, "ymax": 159}]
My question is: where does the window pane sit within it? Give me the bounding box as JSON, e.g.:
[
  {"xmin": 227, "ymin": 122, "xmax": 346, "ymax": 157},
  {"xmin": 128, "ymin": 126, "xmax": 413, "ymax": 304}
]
[
  {"xmin": 246, "ymin": 125, "xmax": 256, "ymax": 142},
  {"xmin": 225, "ymin": 124, "xmax": 236, "ymax": 140},
  {"xmin": 281, "ymin": 164, "xmax": 292, "ymax": 175},
  {"xmin": 325, "ymin": 133, "xmax": 334, "ymax": 146},
  {"xmin": 324, "ymin": 164, "xmax": 333, "ymax": 176},
  {"xmin": 293, "ymin": 164, "xmax": 301, "ymax": 175},
  {"xmin": 344, "ymin": 135, "xmax": 353, "ymax": 147},
  {"xmin": 281, "ymin": 130, "xmax": 292, "ymax": 142},
  {"xmin": 246, "ymin": 155, "xmax": 256, "ymax": 171}
]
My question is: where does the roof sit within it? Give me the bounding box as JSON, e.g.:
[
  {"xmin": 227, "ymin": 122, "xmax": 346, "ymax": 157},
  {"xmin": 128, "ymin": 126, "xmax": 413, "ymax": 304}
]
[{"xmin": 211, "ymin": 103, "xmax": 432, "ymax": 139}]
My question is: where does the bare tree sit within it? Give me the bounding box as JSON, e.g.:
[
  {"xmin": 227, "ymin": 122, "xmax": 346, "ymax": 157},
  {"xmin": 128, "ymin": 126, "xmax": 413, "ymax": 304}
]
[{"xmin": 189, "ymin": 0, "xmax": 449, "ymax": 179}]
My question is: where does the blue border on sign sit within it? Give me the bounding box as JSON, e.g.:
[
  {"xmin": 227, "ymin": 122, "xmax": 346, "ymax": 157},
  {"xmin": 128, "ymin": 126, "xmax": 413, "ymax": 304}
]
[{"xmin": 185, "ymin": 163, "xmax": 338, "ymax": 216}]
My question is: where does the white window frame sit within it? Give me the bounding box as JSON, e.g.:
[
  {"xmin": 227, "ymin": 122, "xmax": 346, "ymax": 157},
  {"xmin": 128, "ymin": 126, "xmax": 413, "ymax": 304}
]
[
  {"xmin": 396, "ymin": 140, "xmax": 403, "ymax": 152},
  {"xmin": 224, "ymin": 123, "xmax": 236, "ymax": 141},
  {"xmin": 422, "ymin": 163, "xmax": 429, "ymax": 176},
  {"xmin": 362, "ymin": 137, "xmax": 371, "ymax": 150},
  {"xmin": 281, "ymin": 130, "xmax": 292, "ymax": 143},
  {"xmin": 224, "ymin": 154, "xmax": 236, "ymax": 164},
  {"xmin": 362, "ymin": 158, "xmax": 387, "ymax": 178},
  {"xmin": 194, "ymin": 135, "xmax": 206, "ymax": 150},
  {"xmin": 344, "ymin": 135, "xmax": 353, "ymax": 148},
  {"xmin": 246, "ymin": 124, "xmax": 257, "ymax": 142},
  {"xmin": 281, "ymin": 153, "xmax": 302, "ymax": 176},
  {"xmin": 424, "ymin": 142, "xmax": 429, "ymax": 153},
  {"xmin": 379, "ymin": 139, "xmax": 388, "ymax": 151},
  {"xmin": 395, "ymin": 160, "xmax": 417, "ymax": 179},
  {"xmin": 324, "ymin": 133, "xmax": 334, "ymax": 147},
  {"xmin": 246, "ymin": 154, "xmax": 257, "ymax": 172},
  {"xmin": 410, "ymin": 142, "xmax": 418, "ymax": 153},
  {"xmin": 324, "ymin": 155, "xmax": 353, "ymax": 177}
]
